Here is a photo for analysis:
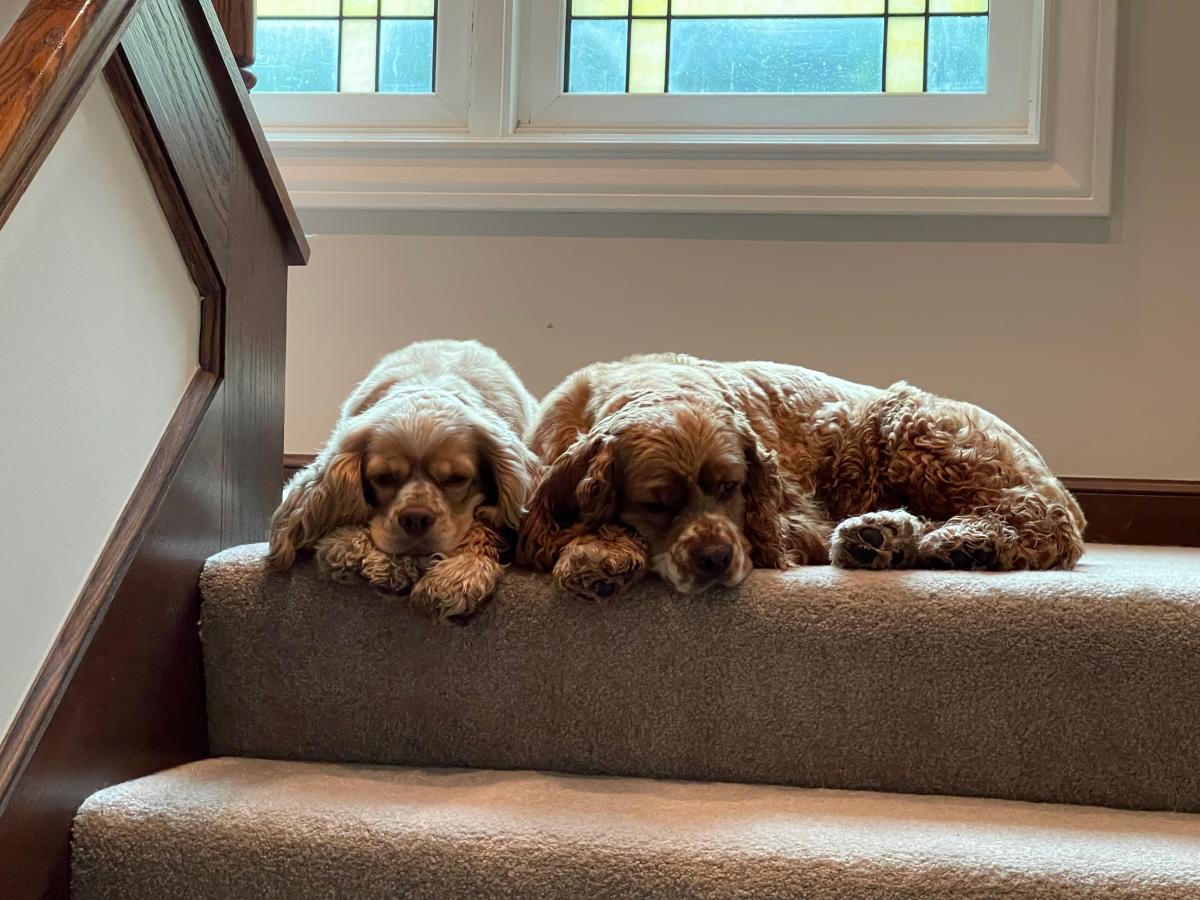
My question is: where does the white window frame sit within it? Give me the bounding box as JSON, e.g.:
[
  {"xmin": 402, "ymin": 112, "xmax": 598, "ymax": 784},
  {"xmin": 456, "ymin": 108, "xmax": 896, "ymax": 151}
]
[
  {"xmin": 252, "ymin": 0, "xmax": 474, "ymax": 130},
  {"xmin": 518, "ymin": 0, "xmax": 1037, "ymax": 136},
  {"xmin": 258, "ymin": 0, "xmax": 1118, "ymax": 217}
]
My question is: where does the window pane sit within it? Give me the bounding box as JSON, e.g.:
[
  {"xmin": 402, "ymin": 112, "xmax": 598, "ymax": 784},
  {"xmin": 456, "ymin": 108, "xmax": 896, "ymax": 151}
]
[
  {"xmin": 340, "ymin": 19, "xmax": 378, "ymax": 91},
  {"xmin": 565, "ymin": 2, "xmax": 987, "ymax": 94},
  {"xmin": 258, "ymin": 0, "xmax": 339, "ymax": 17},
  {"xmin": 572, "ymin": 0, "xmax": 629, "ymax": 14},
  {"xmin": 256, "ymin": 1, "xmax": 434, "ymax": 93},
  {"xmin": 672, "ymin": 0, "xmax": 884, "ymax": 14},
  {"xmin": 380, "ymin": 0, "xmax": 435, "ymax": 12},
  {"xmin": 629, "ymin": 18, "xmax": 668, "ymax": 92},
  {"xmin": 669, "ymin": 17, "xmax": 884, "ymax": 93},
  {"xmin": 927, "ymin": 14, "xmax": 987, "ymax": 92},
  {"xmin": 567, "ymin": 19, "xmax": 629, "ymax": 93},
  {"xmin": 928, "ymin": 0, "xmax": 986, "ymax": 11},
  {"xmin": 342, "ymin": 0, "xmax": 378, "ymax": 16},
  {"xmin": 378, "ymin": 18, "xmax": 435, "ymax": 92},
  {"xmin": 255, "ymin": 20, "xmax": 339, "ymax": 92},
  {"xmin": 884, "ymin": 14, "xmax": 924, "ymax": 92}
]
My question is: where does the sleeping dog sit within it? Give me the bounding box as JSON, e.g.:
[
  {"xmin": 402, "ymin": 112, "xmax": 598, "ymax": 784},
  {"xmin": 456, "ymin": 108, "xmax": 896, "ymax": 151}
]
[
  {"xmin": 268, "ymin": 340, "xmax": 539, "ymax": 621},
  {"xmin": 518, "ymin": 353, "xmax": 1084, "ymax": 600}
]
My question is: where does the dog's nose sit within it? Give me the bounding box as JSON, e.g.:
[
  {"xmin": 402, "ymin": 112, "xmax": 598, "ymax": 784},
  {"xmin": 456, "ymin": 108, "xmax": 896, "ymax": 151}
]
[
  {"xmin": 397, "ymin": 506, "xmax": 436, "ymax": 537},
  {"xmin": 692, "ymin": 542, "xmax": 733, "ymax": 578}
]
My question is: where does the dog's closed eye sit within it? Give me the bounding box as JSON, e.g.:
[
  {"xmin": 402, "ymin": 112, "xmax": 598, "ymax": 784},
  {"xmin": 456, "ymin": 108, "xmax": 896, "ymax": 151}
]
[{"xmin": 713, "ymin": 480, "xmax": 740, "ymax": 501}]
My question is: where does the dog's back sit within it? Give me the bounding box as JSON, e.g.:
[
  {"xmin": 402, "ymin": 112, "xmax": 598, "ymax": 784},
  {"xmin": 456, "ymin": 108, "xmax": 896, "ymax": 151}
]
[{"xmin": 343, "ymin": 340, "xmax": 537, "ymax": 436}]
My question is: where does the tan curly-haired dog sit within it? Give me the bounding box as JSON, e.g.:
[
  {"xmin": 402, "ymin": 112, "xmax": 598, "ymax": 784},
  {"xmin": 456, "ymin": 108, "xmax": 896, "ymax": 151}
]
[
  {"xmin": 517, "ymin": 354, "xmax": 1085, "ymax": 600},
  {"xmin": 268, "ymin": 340, "xmax": 539, "ymax": 622}
]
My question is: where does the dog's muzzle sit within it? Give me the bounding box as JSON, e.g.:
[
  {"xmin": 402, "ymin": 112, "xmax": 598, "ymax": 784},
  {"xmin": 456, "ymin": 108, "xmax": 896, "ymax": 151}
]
[{"xmin": 655, "ymin": 515, "xmax": 752, "ymax": 594}]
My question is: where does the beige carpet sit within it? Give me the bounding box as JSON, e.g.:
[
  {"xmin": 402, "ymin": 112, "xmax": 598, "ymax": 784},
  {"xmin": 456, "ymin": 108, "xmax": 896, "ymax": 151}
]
[
  {"xmin": 72, "ymin": 757, "xmax": 1200, "ymax": 899},
  {"xmin": 201, "ymin": 543, "xmax": 1200, "ymax": 812}
]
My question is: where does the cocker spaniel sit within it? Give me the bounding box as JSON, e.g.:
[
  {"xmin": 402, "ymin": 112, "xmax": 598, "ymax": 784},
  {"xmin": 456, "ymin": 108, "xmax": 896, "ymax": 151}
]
[
  {"xmin": 517, "ymin": 354, "xmax": 1084, "ymax": 600},
  {"xmin": 268, "ymin": 340, "xmax": 540, "ymax": 621}
]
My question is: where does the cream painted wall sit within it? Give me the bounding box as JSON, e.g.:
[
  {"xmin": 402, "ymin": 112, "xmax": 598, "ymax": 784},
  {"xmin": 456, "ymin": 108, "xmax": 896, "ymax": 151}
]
[
  {"xmin": 285, "ymin": 2, "xmax": 1199, "ymax": 480},
  {"xmin": 0, "ymin": 83, "xmax": 200, "ymax": 740}
]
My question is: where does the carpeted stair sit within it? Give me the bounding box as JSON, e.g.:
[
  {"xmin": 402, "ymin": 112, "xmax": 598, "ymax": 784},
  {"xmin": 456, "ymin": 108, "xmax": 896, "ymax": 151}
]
[{"xmin": 72, "ymin": 543, "xmax": 1200, "ymax": 898}]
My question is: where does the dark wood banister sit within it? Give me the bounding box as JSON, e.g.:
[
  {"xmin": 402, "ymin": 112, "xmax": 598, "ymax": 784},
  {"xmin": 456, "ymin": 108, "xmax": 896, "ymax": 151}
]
[
  {"xmin": 0, "ymin": 0, "xmax": 140, "ymax": 231},
  {"xmin": 0, "ymin": 0, "xmax": 305, "ymax": 260},
  {"xmin": 213, "ymin": 0, "xmax": 256, "ymax": 89},
  {"xmin": 0, "ymin": 0, "xmax": 306, "ymax": 893}
]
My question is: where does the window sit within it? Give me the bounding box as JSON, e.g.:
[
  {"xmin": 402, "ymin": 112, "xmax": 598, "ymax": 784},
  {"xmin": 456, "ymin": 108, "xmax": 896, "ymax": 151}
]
[
  {"xmin": 255, "ymin": 0, "xmax": 439, "ymax": 94},
  {"xmin": 255, "ymin": 1, "xmax": 1118, "ymax": 217},
  {"xmin": 561, "ymin": 0, "xmax": 990, "ymax": 96},
  {"xmin": 252, "ymin": 0, "xmax": 470, "ymax": 130}
]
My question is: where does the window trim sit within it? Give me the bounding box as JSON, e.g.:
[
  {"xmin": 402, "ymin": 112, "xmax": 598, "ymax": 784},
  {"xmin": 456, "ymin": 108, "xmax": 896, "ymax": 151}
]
[
  {"xmin": 518, "ymin": 0, "xmax": 1036, "ymax": 136},
  {"xmin": 259, "ymin": 0, "xmax": 1119, "ymax": 217},
  {"xmin": 252, "ymin": 0, "xmax": 473, "ymax": 130}
]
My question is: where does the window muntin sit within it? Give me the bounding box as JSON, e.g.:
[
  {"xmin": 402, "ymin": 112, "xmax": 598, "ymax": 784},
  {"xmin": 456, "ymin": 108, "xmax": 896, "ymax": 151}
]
[{"xmin": 562, "ymin": 0, "xmax": 989, "ymax": 96}]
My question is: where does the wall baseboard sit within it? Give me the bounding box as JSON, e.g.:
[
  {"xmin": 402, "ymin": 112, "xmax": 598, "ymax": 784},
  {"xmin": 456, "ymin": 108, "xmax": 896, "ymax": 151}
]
[
  {"xmin": 284, "ymin": 453, "xmax": 1198, "ymax": 549},
  {"xmin": 1060, "ymin": 478, "xmax": 1199, "ymax": 547}
]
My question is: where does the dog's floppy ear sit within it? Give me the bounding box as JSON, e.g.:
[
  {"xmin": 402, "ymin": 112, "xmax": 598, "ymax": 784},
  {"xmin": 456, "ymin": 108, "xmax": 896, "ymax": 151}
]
[
  {"xmin": 516, "ymin": 431, "xmax": 618, "ymax": 570},
  {"xmin": 267, "ymin": 421, "xmax": 373, "ymax": 570},
  {"xmin": 737, "ymin": 411, "xmax": 831, "ymax": 568},
  {"xmin": 470, "ymin": 408, "xmax": 542, "ymax": 531},
  {"xmin": 733, "ymin": 412, "xmax": 790, "ymax": 569},
  {"xmin": 742, "ymin": 436, "xmax": 790, "ymax": 569}
]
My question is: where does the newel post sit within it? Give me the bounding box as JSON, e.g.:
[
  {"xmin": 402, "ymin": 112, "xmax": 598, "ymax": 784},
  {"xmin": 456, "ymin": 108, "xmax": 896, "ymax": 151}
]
[{"xmin": 213, "ymin": 0, "xmax": 257, "ymax": 89}]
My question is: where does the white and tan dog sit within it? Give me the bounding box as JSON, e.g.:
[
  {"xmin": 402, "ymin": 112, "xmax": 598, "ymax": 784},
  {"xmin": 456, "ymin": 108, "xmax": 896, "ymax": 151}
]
[{"xmin": 268, "ymin": 340, "xmax": 539, "ymax": 622}]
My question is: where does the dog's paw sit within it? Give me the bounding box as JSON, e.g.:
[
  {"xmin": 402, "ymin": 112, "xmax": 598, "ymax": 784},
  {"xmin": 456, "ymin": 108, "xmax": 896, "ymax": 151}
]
[
  {"xmin": 553, "ymin": 530, "xmax": 648, "ymax": 601},
  {"xmin": 918, "ymin": 515, "xmax": 1015, "ymax": 571},
  {"xmin": 410, "ymin": 555, "xmax": 502, "ymax": 622},
  {"xmin": 830, "ymin": 511, "xmax": 922, "ymax": 570},
  {"xmin": 361, "ymin": 551, "xmax": 429, "ymax": 595},
  {"xmin": 315, "ymin": 526, "xmax": 376, "ymax": 585}
]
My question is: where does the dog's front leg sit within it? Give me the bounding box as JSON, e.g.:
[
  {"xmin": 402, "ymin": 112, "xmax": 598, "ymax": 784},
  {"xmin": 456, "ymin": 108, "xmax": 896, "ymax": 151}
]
[
  {"xmin": 410, "ymin": 521, "xmax": 506, "ymax": 623},
  {"xmin": 553, "ymin": 525, "xmax": 649, "ymax": 602}
]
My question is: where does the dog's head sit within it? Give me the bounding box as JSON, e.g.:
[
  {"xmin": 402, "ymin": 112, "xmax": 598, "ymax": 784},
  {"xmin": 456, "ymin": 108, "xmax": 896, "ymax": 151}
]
[
  {"xmin": 524, "ymin": 397, "xmax": 784, "ymax": 593},
  {"xmin": 267, "ymin": 390, "xmax": 538, "ymax": 568}
]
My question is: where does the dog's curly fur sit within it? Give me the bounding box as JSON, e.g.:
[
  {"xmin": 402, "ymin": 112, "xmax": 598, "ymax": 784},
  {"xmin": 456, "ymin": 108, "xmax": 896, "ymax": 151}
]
[
  {"xmin": 268, "ymin": 340, "xmax": 540, "ymax": 621},
  {"xmin": 517, "ymin": 354, "xmax": 1085, "ymax": 599}
]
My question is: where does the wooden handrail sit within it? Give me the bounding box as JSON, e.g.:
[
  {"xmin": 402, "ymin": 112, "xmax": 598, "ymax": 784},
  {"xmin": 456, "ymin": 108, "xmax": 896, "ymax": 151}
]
[
  {"xmin": 213, "ymin": 0, "xmax": 255, "ymax": 89},
  {"xmin": 0, "ymin": 0, "xmax": 307, "ymax": 262},
  {"xmin": 0, "ymin": 0, "xmax": 139, "ymax": 231},
  {"xmin": 0, "ymin": 0, "xmax": 307, "ymax": 892}
]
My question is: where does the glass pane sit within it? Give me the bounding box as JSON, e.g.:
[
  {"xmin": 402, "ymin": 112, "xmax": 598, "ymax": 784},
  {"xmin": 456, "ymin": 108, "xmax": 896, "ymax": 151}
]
[
  {"xmin": 341, "ymin": 0, "xmax": 378, "ymax": 15},
  {"xmin": 926, "ymin": 14, "xmax": 987, "ymax": 92},
  {"xmin": 629, "ymin": 18, "xmax": 667, "ymax": 93},
  {"xmin": 255, "ymin": 20, "xmax": 339, "ymax": 92},
  {"xmin": 567, "ymin": 19, "xmax": 629, "ymax": 92},
  {"xmin": 672, "ymin": 0, "xmax": 884, "ymax": 14},
  {"xmin": 884, "ymin": 14, "xmax": 923, "ymax": 92},
  {"xmin": 929, "ymin": 0, "xmax": 986, "ymax": 11},
  {"xmin": 340, "ymin": 19, "xmax": 378, "ymax": 91},
  {"xmin": 888, "ymin": 0, "xmax": 924, "ymax": 10},
  {"xmin": 379, "ymin": 0, "xmax": 435, "ymax": 13},
  {"xmin": 632, "ymin": 0, "xmax": 668, "ymax": 14},
  {"xmin": 378, "ymin": 18, "xmax": 434, "ymax": 91},
  {"xmin": 258, "ymin": 0, "xmax": 339, "ymax": 16},
  {"xmin": 572, "ymin": 0, "xmax": 629, "ymax": 14},
  {"xmin": 669, "ymin": 17, "xmax": 884, "ymax": 92}
]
